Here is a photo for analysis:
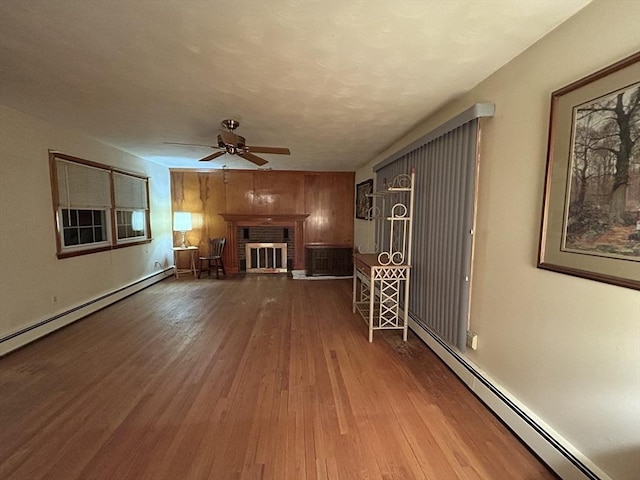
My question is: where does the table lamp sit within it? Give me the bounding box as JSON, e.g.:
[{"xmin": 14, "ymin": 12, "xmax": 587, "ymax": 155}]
[{"xmin": 173, "ymin": 211, "xmax": 192, "ymax": 248}]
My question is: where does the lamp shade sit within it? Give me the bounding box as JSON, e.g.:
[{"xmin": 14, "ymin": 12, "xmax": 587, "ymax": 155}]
[{"xmin": 173, "ymin": 211, "xmax": 192, "ymax": 232}]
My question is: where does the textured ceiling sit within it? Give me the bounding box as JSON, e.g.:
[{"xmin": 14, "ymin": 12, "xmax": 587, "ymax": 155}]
[{"xmin": 0, "ymin": 0, "xmax": 591, "ymax": 171}]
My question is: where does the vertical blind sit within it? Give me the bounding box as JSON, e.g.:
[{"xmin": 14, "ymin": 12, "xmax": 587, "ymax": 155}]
[{"xmin": 374, "ymin": 104, "xmax": 493, "ymax": 350}]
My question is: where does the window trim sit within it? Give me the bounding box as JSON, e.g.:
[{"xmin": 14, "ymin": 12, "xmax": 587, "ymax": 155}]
[{"xmin": 49, "ymin": 151, "xmax": 151, "ymax": 259}]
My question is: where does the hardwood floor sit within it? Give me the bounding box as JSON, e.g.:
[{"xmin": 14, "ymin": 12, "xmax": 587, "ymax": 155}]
[{"xmin": 0, "ymin": 275, "xmax": 557, "ymax": 479}]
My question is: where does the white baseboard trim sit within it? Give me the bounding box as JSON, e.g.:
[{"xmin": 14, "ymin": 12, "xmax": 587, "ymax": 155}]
[
  {"xmin": 0, "ymin": 268, "xmax": 173, "ymax": 356},
  {"xmin": 409, "ymin": 317, "xmax": 610, "ymax": 480}
]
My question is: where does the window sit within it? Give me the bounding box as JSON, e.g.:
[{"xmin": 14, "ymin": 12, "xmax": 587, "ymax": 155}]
[
  {"xmin": 61, "ymin": 208, "xmax": 110, "ymax": 247},
  {"xmin": 50, "ymin": 152, "xmax": 150, "ymax": 258},
  {"xmin": 116, "ymin": 210, "xmax": 146, "ymax": 241},
  {"xmin": 114, "ymin": 172, "xmax": 148, "ymax": 243}
]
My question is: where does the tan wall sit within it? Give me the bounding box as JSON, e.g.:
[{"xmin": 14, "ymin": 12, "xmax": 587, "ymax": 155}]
[
  {"xmin": 355, "ymin": 1, "xmax": 639, "ymax": 479},
  {"xmin": 0, "ymin": 105, "xmax": 173, "ymax": 350},
  {"xmin": 170, "ymin": 169, "xmax": 355, "ymax": 257}
]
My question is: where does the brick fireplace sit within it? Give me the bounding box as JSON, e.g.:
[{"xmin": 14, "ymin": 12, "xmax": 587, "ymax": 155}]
[{"xmin": 219, "ymin": 213, "xmax": 309, "ymax": 273}]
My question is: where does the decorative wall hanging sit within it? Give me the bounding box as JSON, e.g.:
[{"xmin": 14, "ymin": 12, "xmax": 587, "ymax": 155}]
[
  {"xmin": 356, "ymin": 179, "xmax": 373, "ymax": 220},
  {"xmin": 538, "ymin": 52, "xmax": 640, "ymax": 290}
]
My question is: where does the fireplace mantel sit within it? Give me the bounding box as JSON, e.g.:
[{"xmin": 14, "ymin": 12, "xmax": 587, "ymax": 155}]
[
  {"xmin": 219, "ymin": 213, "xmax": 310, "ymax": 273},
  {"xmin": 220, "ymin": 213, "xmax": 310, "ymax": 225}
]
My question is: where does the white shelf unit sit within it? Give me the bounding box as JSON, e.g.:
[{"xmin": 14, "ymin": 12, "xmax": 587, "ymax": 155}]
[{"xmin": 352, "ymin": 170, "xmax": 415, "ymax": 342}]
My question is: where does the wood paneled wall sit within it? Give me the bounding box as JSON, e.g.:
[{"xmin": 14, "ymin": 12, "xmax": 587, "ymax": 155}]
[{"xmin": 170, "ymin": 169, "xmax": 355, "ymax": 257}]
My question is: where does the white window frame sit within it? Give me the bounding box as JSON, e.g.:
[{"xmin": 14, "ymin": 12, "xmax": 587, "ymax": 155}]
[
  {"xmin": 115, "ymin": 209, "xmax": 147, "ymax": 244},
  {"xmin": 58, "ymin": 207, "xmax": 112, "ymax": 253},
  {"xmin": 113, "ymin": 170, "xmax": 149, "ymax": 246}
]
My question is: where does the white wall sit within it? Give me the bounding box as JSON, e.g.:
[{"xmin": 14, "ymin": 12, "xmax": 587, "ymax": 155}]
[
  {"xmin": 355, "ymin": 1, "xmax": 640, "ymax": 479},
  {"xmin": 0, "ymin": 105, "xmax": 174, "ymax": 354}
]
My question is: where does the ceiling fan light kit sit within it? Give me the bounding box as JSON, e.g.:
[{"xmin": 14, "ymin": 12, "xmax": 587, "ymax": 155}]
[{"xmin": 166, "ymin": 119, "xmax": 290, "ymax": 166}]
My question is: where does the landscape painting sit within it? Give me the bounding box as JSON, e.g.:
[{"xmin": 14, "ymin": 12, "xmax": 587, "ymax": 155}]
[
  {"xmin": 538, "ymin": 53, "xmax": 639, "ymax": 290},
  {"xmin": 563, "ymin": 83, "xmax": 640, "ymax": 260}
]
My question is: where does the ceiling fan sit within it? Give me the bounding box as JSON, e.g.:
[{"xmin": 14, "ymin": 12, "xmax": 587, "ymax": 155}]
[{"xmin": 165, "ymin": 119, "xmax": 290, "ymax": 166}]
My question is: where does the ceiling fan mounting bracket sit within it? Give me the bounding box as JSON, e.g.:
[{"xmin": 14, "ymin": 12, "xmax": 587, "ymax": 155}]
[{"xmin": 221, "ymin": 119, "xmax": 240, "ymax": 131}]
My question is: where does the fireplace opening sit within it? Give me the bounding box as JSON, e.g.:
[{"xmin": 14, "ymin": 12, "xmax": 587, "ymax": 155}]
[
  {"xmin": 246, "ymin": 243, "xmax": 288, "ymax": 273},
  {"xmin": 237, "ymin": 226, "xmax": 294, "ymax": 273}
]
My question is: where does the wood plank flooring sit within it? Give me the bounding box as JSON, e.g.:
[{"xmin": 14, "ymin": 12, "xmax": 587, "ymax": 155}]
[{"xmin": 0, "ymin": 275, "xmax": 558, "ymax": 479}]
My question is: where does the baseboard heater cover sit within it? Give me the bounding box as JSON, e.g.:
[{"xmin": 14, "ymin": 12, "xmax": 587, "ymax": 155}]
[
  {"xmin": 0, "ymin": 268, "xmax": 173, "ymax": 356},
  {"xmin": 408, "ymin": 315, "xmax": 609, "ymax": 480}
]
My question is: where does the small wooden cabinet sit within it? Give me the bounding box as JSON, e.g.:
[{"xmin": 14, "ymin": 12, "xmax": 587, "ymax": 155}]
[{"xmin": 305, "ymin": 244, "xmax": 353, "ymax": 277}]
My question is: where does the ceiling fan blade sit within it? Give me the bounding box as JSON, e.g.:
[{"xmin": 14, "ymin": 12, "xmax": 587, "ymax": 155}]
[
  {"xmin": 239, "ymin": 152, "xmax": 269, "ymax": 166},
  {"xmin": 247, "ymin": 146, "xmax": 291, "ymax": 155},
  {"xmin": 164, "ymin": 141, "xmax": 215, "ymax": 148},
  {"xmin": 199, "ymin": 151, "xmax": 226, "ymax": 162}
]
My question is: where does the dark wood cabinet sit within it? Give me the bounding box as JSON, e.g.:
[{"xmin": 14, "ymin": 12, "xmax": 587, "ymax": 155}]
[{"xmin": 305, "ymin": 244, "xmax": 353, "ymax": 277}]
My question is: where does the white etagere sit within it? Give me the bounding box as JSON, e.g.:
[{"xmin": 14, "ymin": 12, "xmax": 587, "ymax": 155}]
[{"xmin": 352, "ymin": 170, "xmax": 415, "ymax": 342}]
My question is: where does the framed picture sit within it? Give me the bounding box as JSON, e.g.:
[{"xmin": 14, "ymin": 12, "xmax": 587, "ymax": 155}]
[
  {"xmin": 538, "ymin": 52, "xmax": 640, "ymax": 290},
  {"xmin": 355, "ymin": 179, "xmax": 373, "ymax": 220}
]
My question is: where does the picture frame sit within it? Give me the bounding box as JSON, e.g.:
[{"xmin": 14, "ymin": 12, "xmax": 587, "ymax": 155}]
[
  {"xmin": 355, "ymin": 179, "xmax": 373, "ymax": 220},
  {"xmin": 538, "ymin": 52, "xmax": 640, "ymax": 290}
]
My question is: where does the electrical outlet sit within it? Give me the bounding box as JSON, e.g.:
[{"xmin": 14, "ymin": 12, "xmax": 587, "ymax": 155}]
[{"xmin": 466, "ymin": 331, "xmax": 478, "ymax": 350}]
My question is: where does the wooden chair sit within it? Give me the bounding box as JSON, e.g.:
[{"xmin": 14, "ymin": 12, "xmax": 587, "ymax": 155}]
[{"xmin": 198, "ymin": 238, "xmax": 226, "ymax": 279}]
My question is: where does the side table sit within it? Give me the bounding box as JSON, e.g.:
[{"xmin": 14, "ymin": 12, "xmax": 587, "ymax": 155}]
[{"xmin": 172, "ymin": 246, "xmax": 198, "ymax": 279}]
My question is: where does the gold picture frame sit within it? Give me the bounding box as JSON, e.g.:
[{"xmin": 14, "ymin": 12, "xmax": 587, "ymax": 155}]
[{"xmin": 538, "ymin": 52, "xmax": 640, "ymax": 290}]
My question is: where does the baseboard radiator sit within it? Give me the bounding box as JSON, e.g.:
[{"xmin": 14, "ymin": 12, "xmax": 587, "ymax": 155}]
[
  {"xmin": 245, "ymin": 242, "xmax": 288, "ymax": 273},
  {"xmin": 0, "ymin": 268, "xmax": 173, "ymax": 356},
  {"xmin": 408, "ymin": 316, "xmax": 609, "ymax": 480}
]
